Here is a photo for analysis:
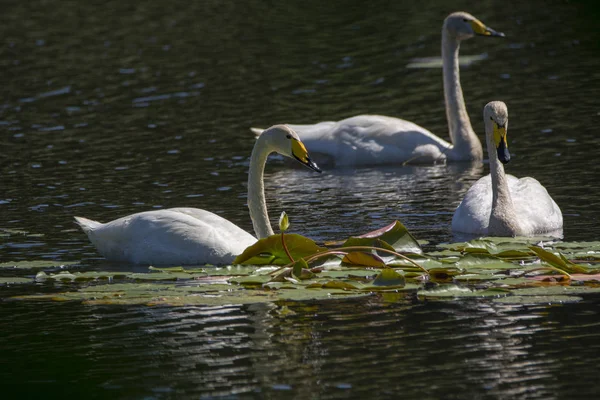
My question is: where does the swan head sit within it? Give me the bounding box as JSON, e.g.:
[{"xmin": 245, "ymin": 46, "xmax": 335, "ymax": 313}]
[
  {"xmin": 484, "ymin": 101, "xmax": 510, "ymax": 164},
  {"xmin": 444, "ymin": 12, "xmax": 505, "ymax": 41},
  {"xmin": 262, "ymin": 124, "xmax": 322, "ymax": 173}
]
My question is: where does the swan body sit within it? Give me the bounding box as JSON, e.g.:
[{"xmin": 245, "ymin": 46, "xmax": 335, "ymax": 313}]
[
  {"xmin": 75, "ymin": 125, "xmax": 321, "ymax": 265},
  {"xmin": 451, "ymin": 101, "xmax": 563, "ymax": 236},
  {"xmin": 251, "ymin": 12, "xmax": 504, "ymax": 166}
]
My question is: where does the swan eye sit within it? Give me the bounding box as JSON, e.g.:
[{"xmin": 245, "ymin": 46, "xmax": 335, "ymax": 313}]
[
  {"xmin": 463, "ymin": 19, "xmax": 469, "ymax": 22},
  {"xmin": 286, "ymin": 134, "xmax": 291, "ymax": 139},
  {"xmin": 490, "ymin": 117, "xmax": 494, "ymax": 121}
]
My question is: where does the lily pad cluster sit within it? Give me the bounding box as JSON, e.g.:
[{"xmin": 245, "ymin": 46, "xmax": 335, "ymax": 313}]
[{"xmin": 3, "ymin": 222, "xmax": 600, "ymax": 306}]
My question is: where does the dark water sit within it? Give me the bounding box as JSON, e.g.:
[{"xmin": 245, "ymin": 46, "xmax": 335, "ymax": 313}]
[{"xmin": 1, "ymin": 0, "xmax": 600, "ymax": 398}]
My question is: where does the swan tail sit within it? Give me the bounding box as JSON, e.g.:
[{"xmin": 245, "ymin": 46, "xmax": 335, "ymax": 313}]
[
  {"xmin": 250, "ymin": 127, "xmax": 264, "ymax": 137},
  {"xmin": 74, "ymin": 216, "xmax": 103, "ymax": 233}
]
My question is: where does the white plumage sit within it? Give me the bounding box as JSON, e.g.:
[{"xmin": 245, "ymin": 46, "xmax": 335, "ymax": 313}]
[
  {"xmin": 75, "ymin": 125, "xmax": 321, "ymax": 265},
  {"xmin": 452, "ymin": 101, "xmax": 563, "ymax": 236},
  {"xmin": 251, "ymin": 12, "xmax": 505, "ymax": 166}
]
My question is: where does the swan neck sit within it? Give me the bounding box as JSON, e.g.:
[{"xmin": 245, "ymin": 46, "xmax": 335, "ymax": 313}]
[
  {"xmin": 247, "ymin": 136, "xmax": 275, "ymax": 238},
  {"xmin": 488, "ymin": 137, "xmax": 521, "ymax": 235},
  {"xmin": 442, "ymin": 34, "xmax": 481, "ymax": 159}
]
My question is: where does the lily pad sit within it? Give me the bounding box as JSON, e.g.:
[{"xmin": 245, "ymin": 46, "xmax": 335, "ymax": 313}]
[
  {"xmin": 342, "ymin": 221, "xmax": 422, "ymax": 254},
  {"xmin": 0, "ymin": 277, "xmax": 33, "ymax": 285},
  {"xmin": 493, "ymin": 295, "xmax": 582, "ymax": 304},
  {"xmin": 233, "ymin": 234, "xmax": 326, "ymax": 265},
  {"xmin": 342, "ymin": 252, "xmax": 386, "ymax": 268},
  {"xmin": 0, "ymin": 260, "xmax": 79, "ymax": 270},
  {"xmin": 529, "ymin": 246, "xmax": 590, "ymax": 274}
]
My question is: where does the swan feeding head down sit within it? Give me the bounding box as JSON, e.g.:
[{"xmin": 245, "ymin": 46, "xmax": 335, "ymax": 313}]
[
  {"xmin": 452, "ymin": 101, "xmax": 563, "ymax": 237},
  {"xmin": 75, "ymin": 125, "xmax": 321, "ymax": 266},
  {"xmin": 250, "ymin": 11, "xmax": 505, "ymax": 166}
]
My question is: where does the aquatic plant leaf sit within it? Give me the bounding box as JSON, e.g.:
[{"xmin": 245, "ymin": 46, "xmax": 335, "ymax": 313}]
[
  {"xmin": 454, "ymin": 253, "xmax": 513, "ymax": 269},
  {"xmin": 529, "ymin": 246, "xmax": 590, "ymax": 274},
  {"xmin": 417, "ymin": 285, "xmax": 510, "ymax": 299},
  {"xmin": 508, "ymin": 286, "xmax": 600, "ymax": 296},
  {"xmin": 0, "ymin": 260, "xmax": 79, "ymax": 270},
  {"xmin": 322, "ymin": 281, "xmax": 359, "ymax": 290},
  {"xmin": 0, "ymin": 277, "xmax": 33, "ymax": 284},
  {"xmin": 229, "ymin": 275, "xmax": 273, "ymax": 285},
  {"xmin": 342, "ymin": 252, "xmax": 386, "ymax": 268},
  {"xmin": 342, "ymin": 221, "xmax": 422, "ymax": 254},
  {"xmin": 233, "ymin": 234, "xmax": 326, "ymax": 265},
  {"xmin": 319, "ymin": 269, "xmax": 379, "ymax": 280},
  {"xmin": 276, "ymin": 288, "xmax": 370, "ymax": 302},
  {"xmin": 428, "ymin": 267, "xmax": 463, "ymax": 283},
  {"xmin": 569, "ymin": 273, "xmax": 600, "ymax": 282},
  {"xmin": 493, "ymin": 295, "xmax": 582, "ymax": 304},
  {"xmin": 291, "ymin": 258, "xmax": 315, "ymax": 280},
  {"xmin": 370, "ymin": 268, "xmax": 405, "ymax": 287}
]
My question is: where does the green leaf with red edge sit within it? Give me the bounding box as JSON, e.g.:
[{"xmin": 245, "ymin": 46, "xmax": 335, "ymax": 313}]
[
  {"xmin": 341, "ymin": 221, "xmax": 422, "ymax": 254},
  {"xmin": 233, "ymin": 234, "xmax": 327, "ymax": 266}
]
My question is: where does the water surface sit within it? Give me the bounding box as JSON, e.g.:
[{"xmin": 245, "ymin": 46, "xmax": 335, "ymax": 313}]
[{"xmin": 1, "ymin": 0, "xmax": 600, "ymax": 398}]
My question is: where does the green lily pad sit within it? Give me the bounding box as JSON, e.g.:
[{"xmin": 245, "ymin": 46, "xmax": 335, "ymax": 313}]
[
  {"xmin": 342, "ymin": 221, "xmax": 422, "ymax": 254},
  {"xmin": 417, "ymin": 285, "xmax": 510, "ymax": 299},
  {"xmin": 0, "ymin": 260, "xmax": 79, "ymax": 270},
  {"xmin": 0, "ymin": 277, "xmax": 34, "ymax": 285},
  {"xmin": 529, "ymin": 246, "xmax": 590, "ymax": 274},
  {"xmin": 342, "ymin": 251, "xmax": 386, "ymax": 267},
  {"xmin": 233, "ymin": 234, "xmax": 326, "ymax": 265},
  {"xmin": 493, "ymin": 295, "xmax": 582, "ymax": 304}
]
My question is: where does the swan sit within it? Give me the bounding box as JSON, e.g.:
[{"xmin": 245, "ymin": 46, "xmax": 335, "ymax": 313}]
[
  {"xmin": 251, "ymin": 12, "xmax": 504, "ymax": 167},
  {"xmin": 74, "ymin": 125, "xmax": 322, "ymax": 265},
  {"xmin": 451, "ymin": 101, "xmax": 563, "ymax": 237}
]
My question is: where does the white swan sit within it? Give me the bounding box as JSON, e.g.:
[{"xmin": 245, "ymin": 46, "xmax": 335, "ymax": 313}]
[
  {"xmin": 451, "ymin": 101, "xmax": 563, "ymax": 237},
  {"xmin": 74, "ymin": 125, "xmax": 322, "ymax": 265},
  {"xmin": 251, "ymin": 12, "xmax": 504, "ymax": 167}
]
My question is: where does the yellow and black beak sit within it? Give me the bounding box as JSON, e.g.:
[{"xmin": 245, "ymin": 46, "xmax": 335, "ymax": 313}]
[
  {"xmin": 291, "ymin": 139, "xmax": 322, "ymax": 173},
  {"xmin": 471, "ymin": 19, "xmax": 505, "ymax": 37},
  {"xmin": 493, "ymin": 123, "xmax": 510, "ymax": 164}
]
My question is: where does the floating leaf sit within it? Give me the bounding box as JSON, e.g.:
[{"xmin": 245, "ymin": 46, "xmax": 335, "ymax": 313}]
[
  {"xmin": 428, "ymin": 267, "xmax": 463, "ymax": 283},
  {"xmin": 493, "ymin": 295, "xmax": 582, "ymax": 304},
  {"xmin": 370, "ymin": 269, "xmax": 405, "ymax": 288},
  {"xmin": 342, "ymin": 221, "xmax": 422, "ymax": 254},
  {"xmin": 0, "ymin": 277, "xmax": 33, "ymax": 285},
  {"xmin": 418, "ymin": 285, "xmax": 509, "ymax": 299},
  {"xmin": 342, "ymin": 252, "xmax": 386, "ymax": 268},
  {"xmin": 291, "ymin": 258, "xmax": 315, "ymax": 280},
  {"xmin": 529, "ymin": 246, "xmax": 590, "ymax": 274},
  {"xmin": 0, "ymin": 260, "xmax": 79, "ymax": 270},
  {"xmin": 233, "ymin": 234, "xmax": 326, "ymax": 265},
  {"xmin": 322, "ymin": 281, "xmax": 359, "ymax": 290}
]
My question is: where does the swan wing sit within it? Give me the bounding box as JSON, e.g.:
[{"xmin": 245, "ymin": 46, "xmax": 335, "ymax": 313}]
[
  {"xmin": 451, "ymin": 175, "xmax": 563, "ymax": 235},
  {"xmin": 509, "ymin": 177, "xmax": 563, "ymax": 234},
  {"xmin": 77, "ymin": 208, "xmax": 257, "ymax": 265},
  {"xmin": 451, "ymin": 175, "xmax": 493, "ymax": 234}
]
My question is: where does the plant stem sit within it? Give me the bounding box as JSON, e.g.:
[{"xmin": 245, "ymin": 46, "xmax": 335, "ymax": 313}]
[
  {"xmin": 281, "ymin": 232, "xmax": 294, "ymax": 263},
  {"xmin": 272, "ymin": 246, "xmax": 429, "ymax": 277}
]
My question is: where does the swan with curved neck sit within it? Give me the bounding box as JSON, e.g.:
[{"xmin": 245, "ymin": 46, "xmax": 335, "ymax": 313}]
[
  {"xmin": 75, "ymin": 125, "xmax": 321, "ymax": 265},
  {"xmin": 251, "ymin": 12, "xmax": 504, "ymax": 166},
  {"xmin": 452, "ymin": 101, "xmax": 563, "ymax": 236}
]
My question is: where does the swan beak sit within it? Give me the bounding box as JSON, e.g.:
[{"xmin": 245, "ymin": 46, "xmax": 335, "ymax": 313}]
[
  {"xmin": 292, "ymin": 139, "xmax": 322, "ymax": 173},
  {"xmin": 494, "ymin": 125, "xmax": 511, "ymax": 164},
  {"xmin": 471, "ymin": 20, "xmax": 505, "ymax": 37}
]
